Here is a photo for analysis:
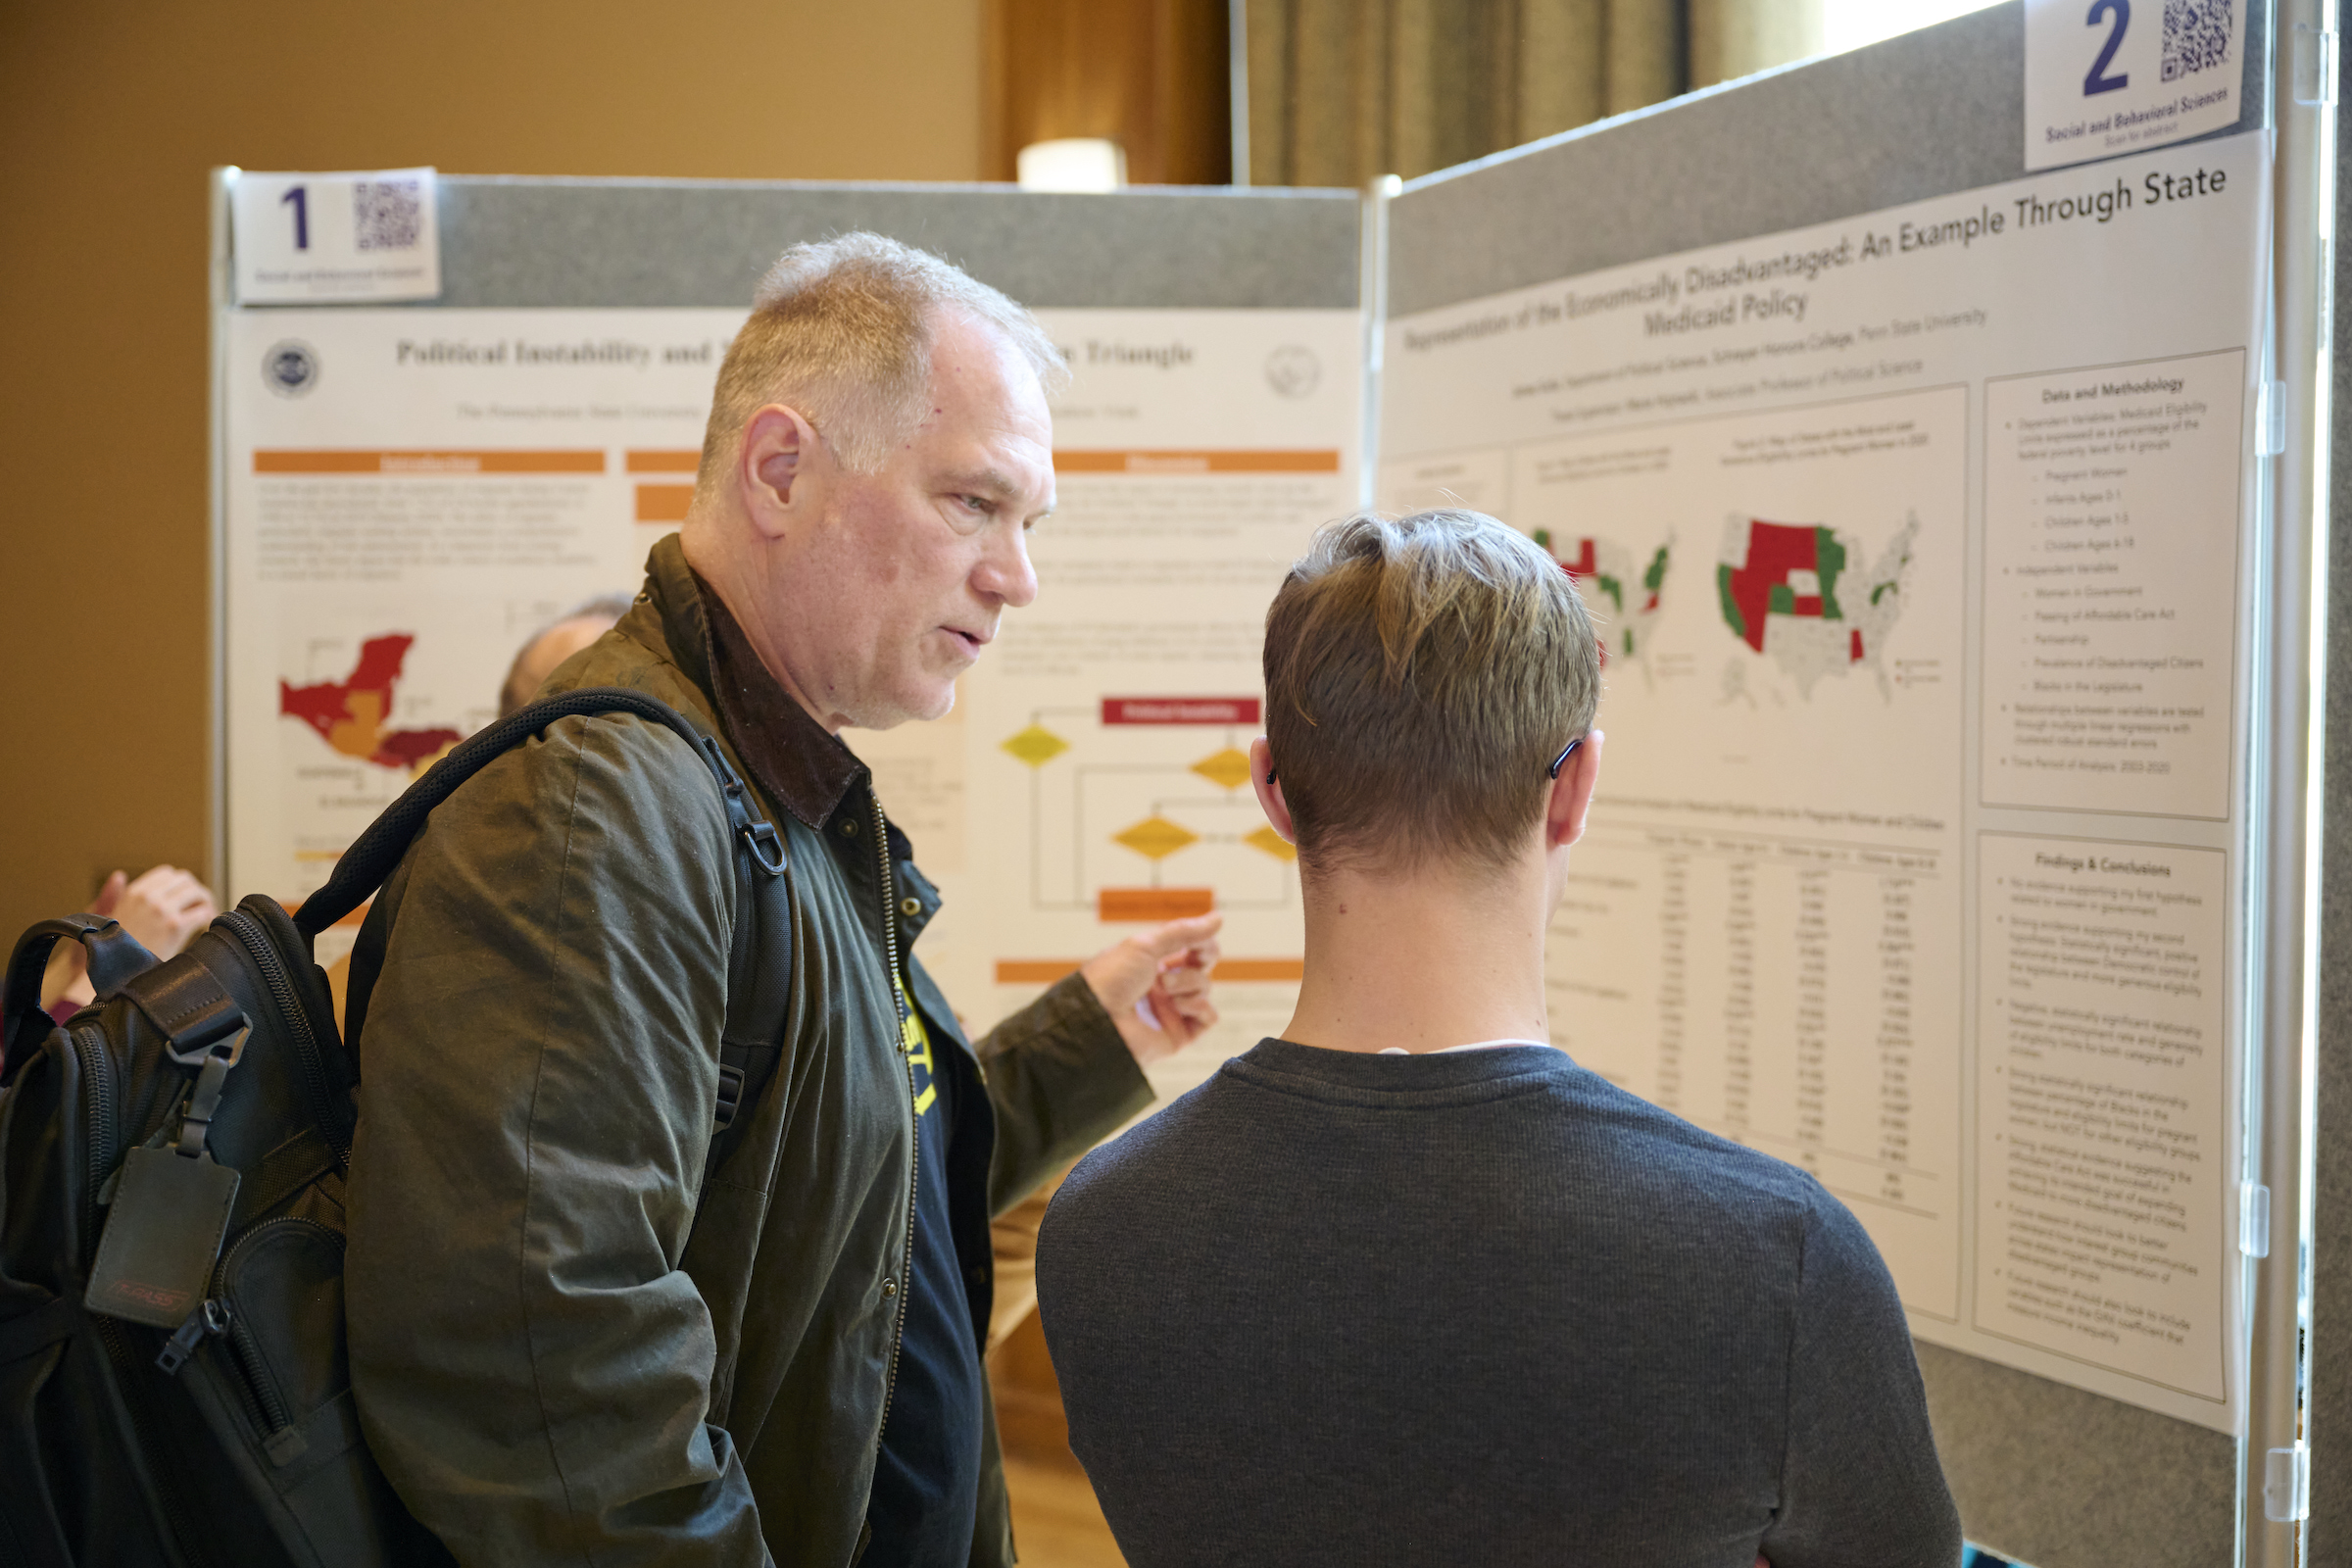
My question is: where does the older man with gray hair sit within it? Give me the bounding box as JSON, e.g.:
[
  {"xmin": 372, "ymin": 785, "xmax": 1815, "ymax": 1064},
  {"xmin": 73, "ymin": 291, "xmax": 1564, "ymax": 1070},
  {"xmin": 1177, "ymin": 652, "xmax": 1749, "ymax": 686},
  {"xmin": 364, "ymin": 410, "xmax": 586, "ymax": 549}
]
[{"xmin": 345, "ymin": 234, "xmax": 1222, "ymax": 1567}]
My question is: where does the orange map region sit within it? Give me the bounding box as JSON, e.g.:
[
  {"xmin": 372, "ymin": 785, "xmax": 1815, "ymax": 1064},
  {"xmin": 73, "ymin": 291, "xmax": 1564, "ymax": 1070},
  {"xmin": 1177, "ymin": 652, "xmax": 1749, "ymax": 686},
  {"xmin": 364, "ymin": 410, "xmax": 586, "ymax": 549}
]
[{"xmin": 279, "ymin": 634, "xmax": 461, "ymax": 771}]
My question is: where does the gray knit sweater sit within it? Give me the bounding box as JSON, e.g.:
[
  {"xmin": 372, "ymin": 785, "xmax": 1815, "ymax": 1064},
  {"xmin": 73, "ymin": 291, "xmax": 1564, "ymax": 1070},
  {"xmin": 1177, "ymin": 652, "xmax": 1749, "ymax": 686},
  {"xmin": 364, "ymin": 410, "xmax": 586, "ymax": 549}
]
[{"xmin": 1037, "ymin": 1039, "xmax": 1960, "ymax": 1568}]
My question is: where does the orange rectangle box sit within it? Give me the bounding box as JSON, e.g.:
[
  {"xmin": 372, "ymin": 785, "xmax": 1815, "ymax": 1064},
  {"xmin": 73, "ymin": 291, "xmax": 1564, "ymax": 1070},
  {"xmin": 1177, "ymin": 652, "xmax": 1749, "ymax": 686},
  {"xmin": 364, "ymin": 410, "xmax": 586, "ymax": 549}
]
[
  {"xmin": 1053, "ymin": 450, "xmax": 1341, "ymax": 474},
  {"xmin": 253, "ymin": 450, "xmax": 605, "ymax": 474},
  {"xmin": 635, "ymin": 483, "xmax": 695, "ymax": 523},
  {"xmin": 625, "ymin": 449, "xmax": 700, "ymax": 473},
  {"xmin": 1211, "ymin": 958, "xmax": 1305, "ymax": 982},
  {"xmin": 995, "ymin": 960, "xmax": 1083, "ymax": 985},
  {"xmin": 1098, "ymin": 888, "xmax": 1215, "ymax": 922}
]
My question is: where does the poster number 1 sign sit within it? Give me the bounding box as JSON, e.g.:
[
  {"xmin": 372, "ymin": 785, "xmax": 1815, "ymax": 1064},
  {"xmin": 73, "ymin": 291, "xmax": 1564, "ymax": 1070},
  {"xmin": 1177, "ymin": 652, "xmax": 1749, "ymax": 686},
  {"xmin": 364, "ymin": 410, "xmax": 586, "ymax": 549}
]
[
  {"xmin": 230, "ymin": 168, "xmax": 442, "ymax": 305},
  {"xmin": 2023, "ymin": 0, "xmax": 2249, "ymax": 171}
]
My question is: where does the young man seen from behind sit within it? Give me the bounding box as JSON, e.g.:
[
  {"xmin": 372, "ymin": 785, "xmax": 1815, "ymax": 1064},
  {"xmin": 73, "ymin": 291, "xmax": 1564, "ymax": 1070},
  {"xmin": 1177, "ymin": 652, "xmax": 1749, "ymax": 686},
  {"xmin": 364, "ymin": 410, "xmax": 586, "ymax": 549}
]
[{"xmin": 1037, "ymin": 510, "xmax": 1962, "ymax": 1568}]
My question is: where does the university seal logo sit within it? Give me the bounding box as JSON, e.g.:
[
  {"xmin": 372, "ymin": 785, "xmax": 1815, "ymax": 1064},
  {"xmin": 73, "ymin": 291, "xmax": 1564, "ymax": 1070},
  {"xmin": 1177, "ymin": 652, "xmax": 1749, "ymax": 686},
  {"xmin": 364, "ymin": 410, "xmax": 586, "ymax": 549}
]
[
  {"xmin": 264, "ymin": 340, "xmax": 321, "ymax": 398},
  {"xmin": 1264, "ymin": 345, "xmax": 1320, "ymax": 399}
]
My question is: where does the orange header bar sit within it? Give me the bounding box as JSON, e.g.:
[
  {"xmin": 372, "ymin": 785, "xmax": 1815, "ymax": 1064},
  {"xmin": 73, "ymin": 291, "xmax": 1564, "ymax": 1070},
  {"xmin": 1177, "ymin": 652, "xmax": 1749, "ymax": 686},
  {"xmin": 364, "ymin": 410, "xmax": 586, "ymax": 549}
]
[
  {"xmin": 635, "ymin": 483, "xmax": 694, "ymax": 523},
  {"xmin": 995, "ymin": 960, "xmax": 1082, "ymax": 985},
  {"xmin": 1054, "ymin": 450, "xmax": 1341, "ymax": 474},
  {"xmin": 254, "ymin": 450, "xmax": 605, "ymax": 474},
  {"xmin": 1210, "ymin": 958, "xmax": 1305, "ymax": 982},
  {"xmin": 626, "ymin": 449, "xmax": 700, "ymax": 473}
]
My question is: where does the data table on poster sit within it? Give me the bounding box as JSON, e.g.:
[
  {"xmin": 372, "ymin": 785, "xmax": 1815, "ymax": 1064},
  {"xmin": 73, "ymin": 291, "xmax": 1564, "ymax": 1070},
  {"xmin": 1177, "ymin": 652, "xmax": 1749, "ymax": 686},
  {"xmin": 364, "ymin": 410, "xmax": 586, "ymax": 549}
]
[{"xmin": 1553, "ymin": 816, "xmax": 1961, "ymax": 1317}]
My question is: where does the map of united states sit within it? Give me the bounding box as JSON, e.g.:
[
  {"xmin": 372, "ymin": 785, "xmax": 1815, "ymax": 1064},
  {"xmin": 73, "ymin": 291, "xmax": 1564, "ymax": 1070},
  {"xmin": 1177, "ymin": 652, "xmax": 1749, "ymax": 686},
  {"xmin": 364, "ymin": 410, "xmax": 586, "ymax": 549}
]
[
  {"xmin": 1535, "ymin": 529, "xmax": 1672, "ymax": 667},
  {"xmin": 1715, "ymin": 514, "xmax": 1917, "ymax": 698},
  {"xmin": 280, "ymin": 634, "xmax": 462, "ymax": 772}
]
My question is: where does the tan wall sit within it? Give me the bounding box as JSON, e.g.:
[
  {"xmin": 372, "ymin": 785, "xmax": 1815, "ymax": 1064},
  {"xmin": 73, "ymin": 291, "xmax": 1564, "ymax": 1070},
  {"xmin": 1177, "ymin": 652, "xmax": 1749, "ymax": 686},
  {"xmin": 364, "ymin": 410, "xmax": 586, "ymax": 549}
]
[{"xmin": 0, "ymin": 0, "xmax": 983, "ymax": 946}]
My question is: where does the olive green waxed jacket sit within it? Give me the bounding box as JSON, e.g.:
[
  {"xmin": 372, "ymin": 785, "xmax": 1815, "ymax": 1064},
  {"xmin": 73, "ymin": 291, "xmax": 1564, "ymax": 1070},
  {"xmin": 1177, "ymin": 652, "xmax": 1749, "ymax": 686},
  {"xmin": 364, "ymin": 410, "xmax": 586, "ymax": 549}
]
[{"xmin": 342, "ymin": 535, "xmax": 1152, "ymax": 1567}]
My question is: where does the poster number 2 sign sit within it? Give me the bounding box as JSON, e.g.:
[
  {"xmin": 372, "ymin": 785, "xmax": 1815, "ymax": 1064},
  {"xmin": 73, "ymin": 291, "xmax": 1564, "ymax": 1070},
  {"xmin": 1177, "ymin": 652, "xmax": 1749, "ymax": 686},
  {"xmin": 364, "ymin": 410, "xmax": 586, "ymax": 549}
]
[{"xmin": 2022, "ymin": 0, "xmax": 2248, "ymax": 171}]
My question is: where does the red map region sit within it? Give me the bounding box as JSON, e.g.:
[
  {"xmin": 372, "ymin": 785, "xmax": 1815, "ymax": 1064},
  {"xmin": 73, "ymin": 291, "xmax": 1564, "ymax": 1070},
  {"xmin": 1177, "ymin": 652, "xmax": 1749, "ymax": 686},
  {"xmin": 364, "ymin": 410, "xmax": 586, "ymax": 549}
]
[
  {"xmin": 279, "ymin": 634, "xmax": 462, "ymax": 771},
  {"xmin": 1718, "ymin": 520, "xmax": 1853, "ymax": 660}
]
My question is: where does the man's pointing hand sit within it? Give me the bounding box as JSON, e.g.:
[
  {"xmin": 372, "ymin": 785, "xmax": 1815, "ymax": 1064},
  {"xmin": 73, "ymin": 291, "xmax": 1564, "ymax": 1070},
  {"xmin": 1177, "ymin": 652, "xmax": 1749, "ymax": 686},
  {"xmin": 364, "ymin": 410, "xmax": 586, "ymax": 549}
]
[{"xmin": 1079, "ymin": 913, "xmax": 1223, "ymax": 1067}]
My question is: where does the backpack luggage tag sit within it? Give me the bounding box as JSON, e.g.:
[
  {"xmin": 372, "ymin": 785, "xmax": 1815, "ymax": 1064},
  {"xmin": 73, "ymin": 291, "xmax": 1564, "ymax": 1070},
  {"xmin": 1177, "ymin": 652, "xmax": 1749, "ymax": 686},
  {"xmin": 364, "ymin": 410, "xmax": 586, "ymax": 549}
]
[{"xmin": 84, "ymin": 1029, "xmax": 246, "ymax": 1330}]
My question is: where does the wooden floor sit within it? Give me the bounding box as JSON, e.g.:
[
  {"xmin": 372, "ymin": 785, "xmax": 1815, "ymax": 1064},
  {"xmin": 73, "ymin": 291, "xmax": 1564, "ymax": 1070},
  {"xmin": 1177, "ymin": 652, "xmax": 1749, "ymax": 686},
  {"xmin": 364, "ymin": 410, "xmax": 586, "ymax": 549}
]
[
  {"xmin": 993, "ymin": 1302, "xmax": 1126, "ymax": 1568},
  {"xmin": 1004, "ymin": 1454, "xmax": 1127, "ymax": 1568}
]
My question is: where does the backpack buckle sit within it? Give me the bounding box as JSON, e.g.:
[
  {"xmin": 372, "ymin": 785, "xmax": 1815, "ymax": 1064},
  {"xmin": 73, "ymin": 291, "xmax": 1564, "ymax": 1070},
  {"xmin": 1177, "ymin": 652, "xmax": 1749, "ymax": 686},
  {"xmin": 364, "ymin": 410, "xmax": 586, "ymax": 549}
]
[
  {"xmin": 742, "ymin": 820, "xmax": 786, "ymax": 877},
  {"xmin": 166, "ymin": 1019, "xmax": 249, "ymax": 1069},
  {"xmin": 712, "ymin": 1064, "xmax": 746, "ymax": 1131}
]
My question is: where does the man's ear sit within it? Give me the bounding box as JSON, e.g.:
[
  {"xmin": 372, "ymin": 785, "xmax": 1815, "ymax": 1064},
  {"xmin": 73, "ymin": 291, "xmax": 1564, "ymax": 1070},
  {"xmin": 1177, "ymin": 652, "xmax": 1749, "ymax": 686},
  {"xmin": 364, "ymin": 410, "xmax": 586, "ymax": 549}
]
[
  {"xmin": 738, "ymin": 404, "xmax": 821, "ymax": 540},
  {"xmin": 1250, "ymin": 737, "xmax": 1296, "ymax": 844},
  {"xmin": 1544, "ymin": 728, "xmax": 1603, "ymax": 850}
]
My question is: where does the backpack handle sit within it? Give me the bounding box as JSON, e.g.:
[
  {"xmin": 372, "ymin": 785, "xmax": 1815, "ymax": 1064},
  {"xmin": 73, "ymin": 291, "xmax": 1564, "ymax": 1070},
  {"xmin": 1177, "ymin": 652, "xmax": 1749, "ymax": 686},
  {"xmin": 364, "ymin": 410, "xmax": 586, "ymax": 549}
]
[
  {"xmin": 1, "ymin": 916, "xmax": 157, "ymax": 1072},
  {"xmin": 295, "ymin": 687, "xmax": 782, "ymax": 940}
]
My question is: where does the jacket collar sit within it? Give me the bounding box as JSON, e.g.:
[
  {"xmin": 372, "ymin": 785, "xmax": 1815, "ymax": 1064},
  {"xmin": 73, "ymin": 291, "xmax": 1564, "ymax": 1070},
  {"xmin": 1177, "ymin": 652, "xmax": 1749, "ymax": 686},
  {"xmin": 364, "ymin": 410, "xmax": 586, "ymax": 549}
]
[{"xmin": 642, "ymin": 533, "xmax": 867, "ymax": 833}]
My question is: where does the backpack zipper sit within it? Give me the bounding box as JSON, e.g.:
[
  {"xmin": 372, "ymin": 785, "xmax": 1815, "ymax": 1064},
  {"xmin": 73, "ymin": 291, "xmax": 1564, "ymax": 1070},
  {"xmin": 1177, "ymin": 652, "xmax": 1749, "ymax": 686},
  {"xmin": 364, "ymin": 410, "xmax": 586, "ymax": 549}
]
[
  {"xmin": 219, "ymin": 907, "xmax": 349, "ymax": 1170},
  {"xmin": 93, "ymin": 1312, "xmax": 220, "ymax": 1568},
  {"xmin": 73, "ymin": 1025, "xmax": 118, "ymax": 1265},
  {"xmin": 207, "ymin": 1216, "xmax": 329, "ymax": 1438},
  {"xmin": 873, "ymin": 789, "xmax": 916, "ymax": 1441}
]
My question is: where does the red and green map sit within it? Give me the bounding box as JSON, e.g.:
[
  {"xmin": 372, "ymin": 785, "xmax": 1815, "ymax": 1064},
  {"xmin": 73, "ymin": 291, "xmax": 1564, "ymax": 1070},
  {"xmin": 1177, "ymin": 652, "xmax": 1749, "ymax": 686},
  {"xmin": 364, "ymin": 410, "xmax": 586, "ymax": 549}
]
[
  {"xmin": 280, "ymin": 634, "xmax": 462, "ymax": 772},
  {"xmin": 1534, "ymin": 529, "xmax": 1673, "ymax": 668},
  {"xmin": 1716, "ymin": 514, "xmax": 1917, "ymax": 697}
]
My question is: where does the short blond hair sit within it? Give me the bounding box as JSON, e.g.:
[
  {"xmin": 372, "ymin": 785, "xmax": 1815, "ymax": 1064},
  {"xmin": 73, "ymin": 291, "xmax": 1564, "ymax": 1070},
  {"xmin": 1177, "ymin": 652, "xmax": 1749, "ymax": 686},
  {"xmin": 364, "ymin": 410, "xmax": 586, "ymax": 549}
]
[
  {"xmin": 1262, "ymin": 510, "xmax": 1601, "ymax": 876},
  {"xmin": 696, "ymin": 232, "xmax": 1065, "ymax": 493}
]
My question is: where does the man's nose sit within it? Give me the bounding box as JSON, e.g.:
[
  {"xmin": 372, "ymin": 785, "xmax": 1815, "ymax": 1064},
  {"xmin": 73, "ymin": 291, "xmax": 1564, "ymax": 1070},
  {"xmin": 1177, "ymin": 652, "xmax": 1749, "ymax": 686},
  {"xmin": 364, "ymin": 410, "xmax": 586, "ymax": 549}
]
[{"xmin": 975, "ymin": 522, "xmax": 1039, "ymax": 610}]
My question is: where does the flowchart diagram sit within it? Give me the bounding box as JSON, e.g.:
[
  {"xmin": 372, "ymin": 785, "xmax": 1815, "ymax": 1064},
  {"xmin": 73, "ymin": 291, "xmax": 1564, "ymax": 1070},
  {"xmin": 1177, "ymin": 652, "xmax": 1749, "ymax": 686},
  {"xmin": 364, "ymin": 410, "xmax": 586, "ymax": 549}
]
[{"xmin": 1000, "ymin": 696, "xmax": 1297, "ymax": 923}]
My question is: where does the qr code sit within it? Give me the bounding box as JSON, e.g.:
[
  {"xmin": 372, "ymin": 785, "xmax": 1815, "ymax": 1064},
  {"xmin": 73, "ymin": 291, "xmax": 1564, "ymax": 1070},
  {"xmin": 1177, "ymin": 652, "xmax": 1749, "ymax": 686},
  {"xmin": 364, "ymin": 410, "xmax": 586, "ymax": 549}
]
[
  {"xmin": 2162, "ymin": 0, "xmax": 2232, "ymax": 82},
  {"xmin": 352, "ymin": 179, "xmax": 423, "ymax": 251}
]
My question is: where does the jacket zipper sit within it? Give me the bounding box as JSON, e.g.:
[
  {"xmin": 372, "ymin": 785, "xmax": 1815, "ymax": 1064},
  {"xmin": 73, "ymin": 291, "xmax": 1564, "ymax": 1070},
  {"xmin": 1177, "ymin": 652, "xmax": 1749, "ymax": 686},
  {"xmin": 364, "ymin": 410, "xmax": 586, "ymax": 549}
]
[
  {"xmin": 873, "ymin": 789, "xmax": 916, "ymax": 1441},
  {"xmin": 220, "ymin": 907, "xmax": 349, "ymax": 1170}
]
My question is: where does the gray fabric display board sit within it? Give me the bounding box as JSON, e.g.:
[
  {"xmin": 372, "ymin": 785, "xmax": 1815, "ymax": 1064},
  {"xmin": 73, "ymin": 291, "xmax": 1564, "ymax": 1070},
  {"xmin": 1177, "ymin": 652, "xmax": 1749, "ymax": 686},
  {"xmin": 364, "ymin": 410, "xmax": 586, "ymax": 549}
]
[
  {"xmin": 1380, "ymin": 7, "xmax": 2313, "ymax": 1568},
  {"xmin": 428, "ymin": 180, "xmax": 1363, "ymax": 312}
]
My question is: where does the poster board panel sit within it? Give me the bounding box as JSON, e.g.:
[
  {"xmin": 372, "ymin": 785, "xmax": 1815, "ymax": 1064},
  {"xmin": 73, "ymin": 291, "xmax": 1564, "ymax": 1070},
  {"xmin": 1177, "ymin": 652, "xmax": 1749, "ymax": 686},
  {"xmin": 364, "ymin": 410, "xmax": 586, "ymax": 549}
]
[
  {"xmin": 1382, "ymin": 8, "xmax": 2271, "ymax": 1563},
  {"xmin": 219, "ymin": 182, "xmax": 1364, "ymax": 1092}
]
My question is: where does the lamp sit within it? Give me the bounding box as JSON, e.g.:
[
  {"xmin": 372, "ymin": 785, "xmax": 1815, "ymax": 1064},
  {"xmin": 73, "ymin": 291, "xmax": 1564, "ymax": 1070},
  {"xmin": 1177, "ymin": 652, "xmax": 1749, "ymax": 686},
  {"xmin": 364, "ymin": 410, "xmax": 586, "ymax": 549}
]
[{"xmin": 1015, "ymin": 139, "xmax": 1127, "ymax": 192}]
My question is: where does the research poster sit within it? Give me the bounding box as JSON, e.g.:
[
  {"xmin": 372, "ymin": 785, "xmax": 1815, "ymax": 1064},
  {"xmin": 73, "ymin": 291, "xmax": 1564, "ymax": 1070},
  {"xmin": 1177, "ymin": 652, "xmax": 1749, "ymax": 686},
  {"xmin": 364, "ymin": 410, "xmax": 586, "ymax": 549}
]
[
  {"xmin": 1378, "ymin": 132, "xmax": 2266, "ymax": 1429},
  {"xmin": 220, "ymin": 305, "xmax": 1357, "ymax": 1100},
  {"xmin": 221, "ymin": 307, "xmax": 749, "ymax": 963}
]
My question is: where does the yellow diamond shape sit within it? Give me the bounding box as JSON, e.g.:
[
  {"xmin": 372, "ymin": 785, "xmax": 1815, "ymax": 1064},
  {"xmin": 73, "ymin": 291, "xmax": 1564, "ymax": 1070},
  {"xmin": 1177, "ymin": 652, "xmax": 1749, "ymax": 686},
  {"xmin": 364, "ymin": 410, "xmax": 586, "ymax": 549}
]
[
  {"xmin": 1001, "ymin": 724, "xmax": 1070, "ymax": 767},
  {"xmin": 1190, "ymin": 747, "xmax": 1252, "ymax": 791},
  {"xmin": 1114, "ymin": 816, "xmax": 1200, "ymax": 860},
  {"xmin": 1245, "ymin": 824, "xmax": 1298, "ymax": 862}
]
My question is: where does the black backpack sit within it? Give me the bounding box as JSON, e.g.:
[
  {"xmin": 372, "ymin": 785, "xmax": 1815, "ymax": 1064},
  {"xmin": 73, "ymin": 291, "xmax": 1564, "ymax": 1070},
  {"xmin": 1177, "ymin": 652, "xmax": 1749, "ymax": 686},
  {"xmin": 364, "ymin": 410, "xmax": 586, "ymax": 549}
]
[{"xmin": 0, "ymin": 688, "xmax": 791, "ymax": 1568}]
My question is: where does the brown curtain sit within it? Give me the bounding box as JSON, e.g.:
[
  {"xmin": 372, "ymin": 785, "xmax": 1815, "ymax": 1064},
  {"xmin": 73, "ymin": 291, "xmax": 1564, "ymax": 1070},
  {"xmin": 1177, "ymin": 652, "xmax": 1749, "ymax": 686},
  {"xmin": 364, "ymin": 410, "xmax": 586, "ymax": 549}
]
[
  {"xmin": 1247, "ymin": 0, "xmax": 1821, "ymax": 187},
  {"xmin": 987, "ymin": 0, "xmax": 1233, "ymax": 183}
]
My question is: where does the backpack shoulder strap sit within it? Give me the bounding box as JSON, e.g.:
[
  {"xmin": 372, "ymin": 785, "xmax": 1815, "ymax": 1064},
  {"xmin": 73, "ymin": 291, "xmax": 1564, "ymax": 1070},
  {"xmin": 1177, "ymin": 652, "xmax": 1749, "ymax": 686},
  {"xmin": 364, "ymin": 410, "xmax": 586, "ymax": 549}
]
[
  {"xmin": 295, "ymin": 686, "xmax": 785, "ymax": 938},
  {"xmin": 708, "ymin": 835, "xmax": 793, "ymax": 1181},
  {"xmin": 294, "ymin": 686, "xmax": 792, "ymax": 1177}
]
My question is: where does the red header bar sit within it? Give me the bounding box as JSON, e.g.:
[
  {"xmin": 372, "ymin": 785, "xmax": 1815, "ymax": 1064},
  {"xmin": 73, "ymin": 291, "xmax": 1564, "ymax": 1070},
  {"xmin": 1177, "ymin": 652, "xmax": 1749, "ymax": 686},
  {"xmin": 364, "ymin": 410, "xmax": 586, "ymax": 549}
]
[{"xmin": 1101, "ymin": 696, "xmax": 1260, "ymax": 726}]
